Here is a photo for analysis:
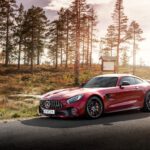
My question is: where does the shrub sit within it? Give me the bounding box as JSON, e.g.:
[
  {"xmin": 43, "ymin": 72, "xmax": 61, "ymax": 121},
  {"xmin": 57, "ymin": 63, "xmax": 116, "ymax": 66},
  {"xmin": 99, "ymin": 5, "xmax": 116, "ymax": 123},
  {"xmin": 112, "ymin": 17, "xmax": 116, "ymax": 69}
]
[{"xmin": 11, "ymin": 113, "xmax": 20, "ymax": 118}]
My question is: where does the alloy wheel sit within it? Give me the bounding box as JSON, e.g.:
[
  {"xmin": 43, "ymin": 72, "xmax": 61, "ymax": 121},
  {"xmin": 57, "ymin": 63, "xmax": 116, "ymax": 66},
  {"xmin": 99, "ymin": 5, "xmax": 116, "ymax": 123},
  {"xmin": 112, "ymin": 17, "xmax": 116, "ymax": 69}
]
[{"xmin": 86, "ymin": 97, "xmax": 103, "ymax": 119}]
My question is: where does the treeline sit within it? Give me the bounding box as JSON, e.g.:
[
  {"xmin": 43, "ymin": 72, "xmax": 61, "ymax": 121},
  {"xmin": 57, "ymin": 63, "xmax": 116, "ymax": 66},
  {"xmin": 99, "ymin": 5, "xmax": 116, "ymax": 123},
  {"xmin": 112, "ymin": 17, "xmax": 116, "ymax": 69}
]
[
  {"xmin": 0, "ymin": 0, "xmax": 97, "ymax": 84},
  {"xmin": 0, "ymin": 0, "xmax": 144, "ymax": 84}
]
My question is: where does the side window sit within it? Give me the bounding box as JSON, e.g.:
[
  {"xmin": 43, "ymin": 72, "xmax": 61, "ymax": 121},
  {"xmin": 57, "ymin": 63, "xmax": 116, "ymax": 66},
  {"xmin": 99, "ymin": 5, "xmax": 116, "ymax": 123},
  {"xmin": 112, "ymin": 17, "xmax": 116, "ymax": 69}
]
[
  {"xmin": 130, "ymin": 77, "xmax": 136, "ymax": 85},
  {"xmin": 134, "ymin": 77, "xmax": 143, "ymax": 85},
  {"xmin": 120, "ymin": 77, "xmax": 135, "ymax": 85},
  {"xmin": 95, "ymin": 77, "xmax": 118, "ymax": 87},
  {"xmin": 106, "ymin": 77, "xmax": 118, "ymax": 87}
]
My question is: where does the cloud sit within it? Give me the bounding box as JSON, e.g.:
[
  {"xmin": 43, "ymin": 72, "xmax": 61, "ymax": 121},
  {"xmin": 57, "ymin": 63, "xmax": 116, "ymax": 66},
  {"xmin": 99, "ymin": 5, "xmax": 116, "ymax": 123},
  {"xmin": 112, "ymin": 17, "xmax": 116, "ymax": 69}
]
[
  {"xmin": 44, "ymin": 0, "xmax": 113, "ymax": 11},
  {"xmin": 87, "ymin": 0, "xmax": 113, "ymax": 5},
  {"xmin": 44, "ymin": 0, "xmax": 72, "ymax": 11},
  {"xmin": 16, "ymin": 0, "xmax": 49, "ymax": 9}
]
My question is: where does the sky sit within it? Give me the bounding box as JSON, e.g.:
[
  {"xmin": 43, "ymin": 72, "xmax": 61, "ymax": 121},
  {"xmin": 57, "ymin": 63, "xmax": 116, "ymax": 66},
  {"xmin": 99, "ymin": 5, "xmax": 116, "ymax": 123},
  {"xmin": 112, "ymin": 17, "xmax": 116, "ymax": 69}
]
[{"xmin": 16, "ymin": 0, "xmax": 150, "ymax": 65}]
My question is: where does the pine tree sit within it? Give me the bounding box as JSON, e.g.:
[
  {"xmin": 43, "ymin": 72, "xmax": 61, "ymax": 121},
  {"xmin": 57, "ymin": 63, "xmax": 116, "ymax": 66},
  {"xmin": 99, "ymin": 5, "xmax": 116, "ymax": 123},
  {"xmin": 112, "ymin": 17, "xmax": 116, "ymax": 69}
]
[
  {"xmin": 14, "ymin": 3, "xmax": 25, "ymax": 70},
  {"xmin": 112, "ymin": 0, "xmax": 128, "ymax": 72},
  {"xmin": 89, "ymin": 8, "xmax": 97, "ymax": 67},
  {"xmin": 23, "ymin": 6, "xmax": 48, "ymax": 71},
  {"xmin": 58, "ymin": 8, "xmax": 67, "ymax": 67},
  {"xmin": 82, "ymin": 15, "xmax": 90, "ymax": 66},
  {"xmin": 63, "ymin": 9, "xmax": 72, "ymax": 68},
  {"xmin": 122, "ymin": 47, "xmax": 129, "ymax": 67},
  {"xmin": 0, "ymin": 0, "xmax": 6, "ymax": 61},
  {"xmin": 36, "ymin": 7, "xmax": 48, "ymax": 65},
  {"xmin": 127, "ymin": 21, "xmax": 144, "ymax": 74},
  {"xmin": 99, "ymin": 38, "xmax": 106, "ymax": 57},
  {"xmin": 70, "ymin": 0, "xmax": 91, "ymax": 84},
  {"xmin": 71, "ymin": 0, "xmax": 81, "ymax": 84},
  {"xmin": 105, "ymin": 25, "xmax": 117, "ymax": 56},
  {"xmin": 48, "ymin": 20, "xmax": 60, "ymax": 68},
  {"xmin": 0, "ymin": 0, "xmax": 17, "ymax": 66}
]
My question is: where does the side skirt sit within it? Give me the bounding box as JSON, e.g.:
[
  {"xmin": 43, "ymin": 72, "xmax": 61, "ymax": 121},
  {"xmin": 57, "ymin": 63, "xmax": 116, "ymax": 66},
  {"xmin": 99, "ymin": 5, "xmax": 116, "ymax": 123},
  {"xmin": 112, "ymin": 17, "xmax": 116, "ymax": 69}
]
[{"xmin": 106, "ymin": 106, "xmax": 142, "ymax": 114}]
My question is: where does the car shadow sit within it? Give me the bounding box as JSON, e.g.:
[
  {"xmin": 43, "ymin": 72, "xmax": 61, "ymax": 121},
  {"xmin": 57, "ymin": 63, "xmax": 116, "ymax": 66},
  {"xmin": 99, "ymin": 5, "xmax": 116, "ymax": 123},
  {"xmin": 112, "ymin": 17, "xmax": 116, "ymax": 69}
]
[{"xmin": 21, "ymin": 110, "xmax": 150, "ymax": 128}]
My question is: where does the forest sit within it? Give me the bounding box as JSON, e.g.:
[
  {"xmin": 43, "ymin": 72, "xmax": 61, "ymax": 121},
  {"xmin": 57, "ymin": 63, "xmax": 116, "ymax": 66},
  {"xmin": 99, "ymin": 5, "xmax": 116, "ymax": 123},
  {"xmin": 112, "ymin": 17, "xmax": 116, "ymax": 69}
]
[{"xmin": 0, "ymin": 0, "xmax": 144, "ymax": 85}]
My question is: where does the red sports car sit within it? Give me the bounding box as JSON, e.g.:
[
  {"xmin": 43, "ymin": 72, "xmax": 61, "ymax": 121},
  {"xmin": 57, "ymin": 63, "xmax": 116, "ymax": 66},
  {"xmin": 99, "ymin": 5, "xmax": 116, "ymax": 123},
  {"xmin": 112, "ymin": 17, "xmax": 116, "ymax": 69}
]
[{"xmin": 39, "ymin": 74, "xmax": 150, "ymax": 119}]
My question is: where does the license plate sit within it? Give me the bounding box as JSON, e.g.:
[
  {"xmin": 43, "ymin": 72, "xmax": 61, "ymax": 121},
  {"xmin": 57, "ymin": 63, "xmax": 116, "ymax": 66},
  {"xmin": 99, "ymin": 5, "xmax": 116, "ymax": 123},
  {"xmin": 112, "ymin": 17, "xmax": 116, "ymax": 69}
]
[{"xmin": 43, "ymin": 109, "xmax": 55, "ymax": 115}]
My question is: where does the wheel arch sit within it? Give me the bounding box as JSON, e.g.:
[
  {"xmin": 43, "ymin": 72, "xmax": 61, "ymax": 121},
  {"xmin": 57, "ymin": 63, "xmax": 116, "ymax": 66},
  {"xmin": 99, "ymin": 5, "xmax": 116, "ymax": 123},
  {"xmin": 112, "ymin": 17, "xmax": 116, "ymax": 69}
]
[
  {"xmin": 142, "ymin": 89, "xmax": 150, "ymax": 112},
  {"xmin": 145, "ymin": 90, "xmax": 150, "ymax": 95},
  {"xmin": 87, "ymin": 94, "xmax": 105, "ymax": 109},
  {"xmin": 144, "ymin": 90, "xmax": 150, "ymax": 101}
]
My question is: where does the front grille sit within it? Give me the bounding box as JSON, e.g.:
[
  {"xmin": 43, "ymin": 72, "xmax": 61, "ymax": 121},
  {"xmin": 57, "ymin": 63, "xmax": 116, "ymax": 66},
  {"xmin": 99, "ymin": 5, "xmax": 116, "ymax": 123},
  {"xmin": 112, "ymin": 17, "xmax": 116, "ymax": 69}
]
[{"xmin": 40, "ymin": 100, "xmax": 63, "ymax": 109}]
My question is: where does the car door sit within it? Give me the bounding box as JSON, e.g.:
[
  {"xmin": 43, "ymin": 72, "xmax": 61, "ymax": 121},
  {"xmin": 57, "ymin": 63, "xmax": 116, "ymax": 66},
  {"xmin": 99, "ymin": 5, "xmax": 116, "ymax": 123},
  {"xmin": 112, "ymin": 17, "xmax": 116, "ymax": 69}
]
[
  {"xmin": 106, "ymin": 76, "xmax": 141, "ymax": 112},
  {"xmin": 133, "ymin": 77, "xmax": 145, "ymax": 106}
]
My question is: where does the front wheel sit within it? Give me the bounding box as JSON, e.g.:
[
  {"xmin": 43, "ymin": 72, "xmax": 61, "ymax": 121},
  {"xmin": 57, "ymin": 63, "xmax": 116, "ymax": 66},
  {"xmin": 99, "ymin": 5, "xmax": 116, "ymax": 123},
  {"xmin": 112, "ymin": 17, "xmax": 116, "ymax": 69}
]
[
  {"xmin": 86, "ymin": 96, "xmax": 104, "ymax": 119},
  {"xmin": 142, "ymin": 92, "xmax": 150, "ymax": 112}
]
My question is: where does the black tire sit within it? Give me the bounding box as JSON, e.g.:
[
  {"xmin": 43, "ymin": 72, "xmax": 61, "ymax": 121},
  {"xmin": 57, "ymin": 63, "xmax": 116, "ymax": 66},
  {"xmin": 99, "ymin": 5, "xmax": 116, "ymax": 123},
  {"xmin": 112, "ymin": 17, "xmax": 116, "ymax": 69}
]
[
  {"xmin": 142, "ymin": 92, "xmax": 150, "ymax": 112},
  {"xmin": 86, "ymin": 96, "xmax": 103, "ymax": 119}
]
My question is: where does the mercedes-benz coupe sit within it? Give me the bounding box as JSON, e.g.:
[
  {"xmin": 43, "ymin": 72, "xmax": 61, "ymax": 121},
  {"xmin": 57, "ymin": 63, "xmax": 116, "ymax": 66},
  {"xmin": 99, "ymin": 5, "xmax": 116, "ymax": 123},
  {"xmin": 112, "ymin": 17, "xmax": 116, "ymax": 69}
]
[{"xmin": 39, "ymin": 74, "xmax": 150, "ymax": 119}]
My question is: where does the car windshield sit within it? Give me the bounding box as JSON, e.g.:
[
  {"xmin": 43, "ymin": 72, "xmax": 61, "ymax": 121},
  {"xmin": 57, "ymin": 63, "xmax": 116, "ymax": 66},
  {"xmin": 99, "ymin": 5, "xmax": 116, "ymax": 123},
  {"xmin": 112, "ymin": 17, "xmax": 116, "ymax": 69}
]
[{"xmin": 83, "ymin": 77, "xmax": 118, "ymax": 88}]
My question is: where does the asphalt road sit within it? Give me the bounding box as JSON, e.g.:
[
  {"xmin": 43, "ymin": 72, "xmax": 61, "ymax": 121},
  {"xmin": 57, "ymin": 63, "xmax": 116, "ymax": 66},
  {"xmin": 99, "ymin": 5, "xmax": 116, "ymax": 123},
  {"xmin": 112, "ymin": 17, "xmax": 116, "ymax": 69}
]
[{"xmin": 0, "ymin": 110, "xmax": 150, "ymax": 150}]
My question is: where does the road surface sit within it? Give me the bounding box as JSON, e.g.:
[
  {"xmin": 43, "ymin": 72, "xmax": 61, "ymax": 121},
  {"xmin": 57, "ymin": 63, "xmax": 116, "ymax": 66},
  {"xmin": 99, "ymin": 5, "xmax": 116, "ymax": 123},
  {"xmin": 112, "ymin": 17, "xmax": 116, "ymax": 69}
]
[{"xmin": 0, "ymin": 110, "xmax": 150, "ymax": 150}]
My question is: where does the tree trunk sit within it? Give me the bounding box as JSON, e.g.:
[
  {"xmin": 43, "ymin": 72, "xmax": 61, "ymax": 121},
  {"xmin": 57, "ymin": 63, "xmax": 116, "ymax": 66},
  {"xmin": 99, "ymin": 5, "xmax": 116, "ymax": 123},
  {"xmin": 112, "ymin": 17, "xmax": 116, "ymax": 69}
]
[
  {"xmin": 82, "ymin": 34, "xmax": 85, "ymax": 67},
  {"xmin": 133, "ymin": 29, "xmax": 136, "ymax": 75},
  {"xmin": 111, "ymin": 44, "xmax": 113, "ymax": 57},
  {"xmin": 23, "ymin": 50, "xmax": 26, "ymax": 65},
  {"xmin": 65, "ymin": 11, "xmax": 69, "ymax": 68},
  {"xmin": 37, "ymin": 48, "xmax": 40, "ymax": 65},
  {"xmin": 86, "ymin": 19, "xmax": 90, "ymax": 66},
  {"xmin": 31, "ymin": 25, "xmax": 34, "ymax": 73},
  {"xmin": 5, "ymin": 6, "xmax": 9, "ymax": 67},
  {"xmin": 37, "ymin": 30, "xmax": 40, "ymax": 65},
  {"xmin": 74, "ymin": 0, "xmax": 80, "ymax": 85},
  {"xmin": 116, "ymin": 2, "xmax": 121, "ymax": 73},
  {"xmin": 111, "ymin": 38, "xmax": 113, "ymax": 57},
  {"xmin": 90, "ymin": 16, "xmax": 93, "ymax": 67},
  {"xmin": 27, "ymin": 52, "xmax": 30, "ymax": 65},
  {"xmin": 55, "ymin": 22, "xmax": 59, "ymax": 69},
  {"xmin": 18, "ymin": 40, "xmax": 22, "ymax": 70},
  {"xmin": 60, "ymin": 41, "xmax": 63, "ymax": 67}
]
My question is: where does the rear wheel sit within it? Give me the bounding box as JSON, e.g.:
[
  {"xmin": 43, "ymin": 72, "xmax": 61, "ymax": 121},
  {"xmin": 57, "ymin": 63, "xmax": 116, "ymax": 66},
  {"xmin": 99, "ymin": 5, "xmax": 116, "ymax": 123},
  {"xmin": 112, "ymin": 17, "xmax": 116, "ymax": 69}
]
[
  {"xmin": 86, "ymin": 96, "xmax": 103, "ymax": 119},
  {"xmin": 142, "ymin": 92, "xmax": 150, "ymax": 112}
]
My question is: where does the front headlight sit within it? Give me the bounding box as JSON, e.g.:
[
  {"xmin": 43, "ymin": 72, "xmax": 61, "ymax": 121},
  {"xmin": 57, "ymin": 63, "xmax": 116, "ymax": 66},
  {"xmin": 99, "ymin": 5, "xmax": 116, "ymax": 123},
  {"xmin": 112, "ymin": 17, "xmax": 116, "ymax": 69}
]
[{"xmin": 67, "ymin": 94, "xmax": 84, "ymax": 104}]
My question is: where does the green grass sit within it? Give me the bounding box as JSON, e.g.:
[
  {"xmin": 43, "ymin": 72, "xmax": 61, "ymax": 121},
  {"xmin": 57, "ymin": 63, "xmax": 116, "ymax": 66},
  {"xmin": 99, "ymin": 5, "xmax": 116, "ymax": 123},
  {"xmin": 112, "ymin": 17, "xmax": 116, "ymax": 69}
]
[
  {"xmin": 0, "ymin": 106, "xmax": 38, "ymax": 119},
  {"xmin": 0, "ymin": 96, "xmax": 39, "ymax": 120}
]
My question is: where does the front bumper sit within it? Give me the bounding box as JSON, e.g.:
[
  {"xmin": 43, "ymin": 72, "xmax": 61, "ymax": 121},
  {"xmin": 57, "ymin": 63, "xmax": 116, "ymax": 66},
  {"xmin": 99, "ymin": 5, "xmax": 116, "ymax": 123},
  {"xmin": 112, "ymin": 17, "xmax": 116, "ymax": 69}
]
[
  {"xmin": 39, "ymin": 100, "xmax": 86, "ymax": 118},
  {"xmin": 39, "ymin": 107, "xmax": 76, "ymax": 118}
]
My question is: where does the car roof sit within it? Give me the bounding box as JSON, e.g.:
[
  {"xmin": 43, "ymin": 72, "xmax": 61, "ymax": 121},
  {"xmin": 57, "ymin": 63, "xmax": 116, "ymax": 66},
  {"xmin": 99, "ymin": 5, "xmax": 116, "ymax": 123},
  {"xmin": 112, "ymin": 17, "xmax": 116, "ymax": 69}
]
[{"xmin": 95, "ymin": 74, "xmax": 137, "ymax": 78}]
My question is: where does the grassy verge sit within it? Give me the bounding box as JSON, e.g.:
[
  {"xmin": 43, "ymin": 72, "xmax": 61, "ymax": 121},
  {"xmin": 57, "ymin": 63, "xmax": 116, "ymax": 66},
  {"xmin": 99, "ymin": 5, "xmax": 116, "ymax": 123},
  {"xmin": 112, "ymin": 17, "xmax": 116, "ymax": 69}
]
[
  {"xmin": 0, "ymin": 95, "xmax": 39, "ymax": 119},
  {"xmin": 0, "ymin": 106, "xmax": 38, "ymax": 120}
]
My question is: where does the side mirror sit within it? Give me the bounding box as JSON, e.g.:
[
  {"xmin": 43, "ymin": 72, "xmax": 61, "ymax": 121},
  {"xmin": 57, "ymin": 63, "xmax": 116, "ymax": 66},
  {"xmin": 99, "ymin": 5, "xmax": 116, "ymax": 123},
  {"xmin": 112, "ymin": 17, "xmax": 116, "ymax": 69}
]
[{"xmin": 120, "ymin": 81, "xmax": 130, "ymax": 89}]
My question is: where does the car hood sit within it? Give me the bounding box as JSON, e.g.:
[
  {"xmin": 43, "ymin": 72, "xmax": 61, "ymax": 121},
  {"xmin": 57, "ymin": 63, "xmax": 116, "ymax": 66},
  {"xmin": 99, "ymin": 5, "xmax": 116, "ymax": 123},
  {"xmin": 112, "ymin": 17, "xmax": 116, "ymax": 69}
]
[{"xmin": 41, "ymin": 87, "xmax": 102, "ymax": 100}]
